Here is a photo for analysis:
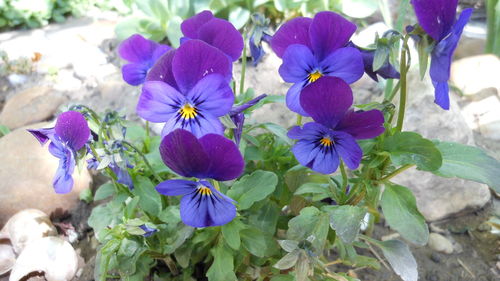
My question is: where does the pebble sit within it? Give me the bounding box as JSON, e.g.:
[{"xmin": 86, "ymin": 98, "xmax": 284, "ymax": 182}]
[
  {"xmin": 427, "ymin": 233, "xmax": 454, "ymax": 254},
  {"xmin": 430, "ymin": 252, "xmax": 442, "ymax": 263},
  {"xmin": 451, "ymin": 54, "xmax": 500, "ymax": 96}
]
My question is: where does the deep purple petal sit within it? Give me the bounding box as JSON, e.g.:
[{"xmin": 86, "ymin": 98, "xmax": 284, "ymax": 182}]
[
  {"xmin": 146, "ymin": 49, "xmax": 178, "ymax": 89},
  {"xmin": 320, "ymin": 47, "xmax": 364, "ymax": 84},
  {"xmin": 122, "ymin": 63, "xmax": 149, "ymax": 86},
  {"xmin": 310, "ymin": 146, "xmax": 340, "ymax": 174},
  {"xmin": 229, "ymin": 94, "xmax": 267, "ymax": 115},
  {"xmin": 287, "ymin": 122, "xmax": 328, "ymax": 140},
  {"xmin": 279, "ymin": 44, "xmax": 317, "ymax": 83},
  {"xmin": 110, "ymin": 163, "xmax": 134, "ymax": 190},
  {"xmin": 309, "ymin": 11, "xmax": 356, "ymax": 61},
  {"xmin": 270, "ymin": 17, "xmax": 313, "ymax": 58},
  {"xmin": 181, "ymin": 10, "xmax": 214, "ymax": 38},
  {"xmin": 180, "ymin": 182, "xmax": 236, "ymax": 227},
  {"xmin": 199, "ymin": 134, "xmax": 244, "ymax": 181},
  {"xmin": 136, "ymin": 81, "xmax": 184, "ymax": 122},
  {"xmin": 429, "ymin": 8, "xmax": 472, "ymax": 82},
  {"xmin": 231, "ymin": 113, "xmax": 244, "ymax": 145},
  {"xmin": 331, "ymin": 131, "xmax": 362, "ymax": 170},
  {"xmin": 54, "ymin": 111, "xmax": 90, "ymax": 151},
  {"xmin": 187, "ymin": 74, "xmax": 234, "ymax": 117},
  {"xmin": 49, "ymin": 143, "xmax": 75, "ymax": 194},
  {"xmin": 161, "ymin": 110, "xmax": 224, "ymax": 138},
  {"xmin": 300, "ymin": 77, "xmax": 353, "ymax": 128},
  {"xmin": 118, "ymin": 34, "xmax": 158, "ymax": 63},
  {"xmin": 139, "ymin": 225, "xmax": 158, "ymax": 237},
  {"xmin": 197, "ymin": 18, "xmax": 244, "ymax": 61},
  {"xmin": 336, "ymin": 110, "xmax": 385, "ymax": 139},
  {"xmin": 433, "ymin": 81, "xmax": 450, "ymax": 110},
  {"xmin": 28, "ymin": 128, "xmax": 54, "ymax": 145},
  {"xmin": 358, "ymin": 47, "xmax": 400, "ymax": 81},
  {"xmin": 159, "ymin": 129, "xmax": 210, "ymax": 178},
  {"xmin": 411, "ymin": 0, "xmax": 458, "ymax": 41},
  {"xmin": 286, "ymin": 82, "xmax": 309, "ymax": 116},
  {"xmin": 156, "ymin": 179, "xmax": 198, "ymax": 196},
  {"xmin": 172, "ymin": 40, "xmax": 231, "ymax": 93}
]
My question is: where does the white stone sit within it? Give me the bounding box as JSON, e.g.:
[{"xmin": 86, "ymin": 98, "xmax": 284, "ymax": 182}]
[
  {"xmin": 427, "ymin": 233, "xmax": 454, "ymax": 254},
  {"xmin": 351, "ymin": 22, "xmax": 390, "ymax": 47},
  {"xmin": 461, "ymin": 96, "xmax": 500, "ymax": 140},
  {"xmin": 451, "ymin": 54, "xmax": 500, "ymax": 96},
  {"xmin": 0, "ymin": 243, "xmax": 15, "ymax": 275}
]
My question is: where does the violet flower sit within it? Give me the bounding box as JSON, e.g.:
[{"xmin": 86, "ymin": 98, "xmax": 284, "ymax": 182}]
[
  {"xmin": 288, "ymin": 77, "xmax": 384, "ymax": 174},
  {"xmin": 28, "ymin": 111, "xmax": 90, "ymax": 193},
  {"xmin": 270, "ymin": 11, "xmax": 364, "ymax": 116},
  {"xmin": 180, "ymin": 10, "xmax": 243, "ymax": 62},
  {"xmin": 139, "ymin": 225, "xmax": 158, "ymax": 237},
  {"xmin": 229, "ymin": 94, "xmax": 267, "ymax": 145},
  {"xmin": 138, "ymin": 40, "xmax": 233, "ymax": 137},
  {"xmin": 249, "ymin": 32, "xmax": 272, "ymax": 66},
  {"xmin": 118, "ymin": 34, "xmax": 171, "ymax": 86},
  {"xmin": 110, "ymin": 162, "xmax": 134, "ymax": 190},
  {"xmin": 156, "ymin": 129, "xmax": 244, "ymax": 228},
  {"xmin": 411, "ymin": 0, "xmax": 473, "ymax": 109}
]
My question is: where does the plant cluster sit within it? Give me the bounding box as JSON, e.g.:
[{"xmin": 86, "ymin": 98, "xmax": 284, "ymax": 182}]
[{"xmin": 28, "ymin": 1, "xmax": 500, "ymax": 281}]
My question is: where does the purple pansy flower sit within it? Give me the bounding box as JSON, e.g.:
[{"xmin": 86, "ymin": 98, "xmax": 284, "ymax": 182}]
[
  {"xmin": 118, "ymin": 34, "xmax": 171, "ymax": 86},
  {"xmin": 270, "ymin": 11, "xmax": 364, "ymax": 116},
  {"xmin": 156, "ymin": 129, "xmax": 244, "ymax": 228},
  {"xmin": 180, "ymin": 10, "xmax": 244, "ymax": 62},
  {"xmin": 411, "ymin": 0, "xmax": 473, "ymax": 109},
  {"xmin": 28, "ymin": 111, "xmax": 90, "ymax": 194},
  {"xmin": 138, "ymin": 39, "xmax": 234, "ymax": 137},
  {"xmin": 288, "ymin": 77, "xmax": 385, "ymax": 174}
]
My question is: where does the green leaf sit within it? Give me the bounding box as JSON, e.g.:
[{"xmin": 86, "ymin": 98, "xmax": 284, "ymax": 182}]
[
  {"xmin": 79, "ymin": 188, "xmax": 93, "ymax": 203},
  {"xmin": 227, "ymin": 170, "xmax": 278, "ymax": 210},
  {"xmin": 295, "ymin": 183, "xmax": 332, "ymax": 201},
  {"xmin": 372, "ymin": 240, "xmax": 417, "ymax": 281},
  {"xmin": 221, "ymin": 219, "xmax": 246, "ymax": 250},
  {"xmin": 270, "ymin": 275, "xmax": 295, "ymax": 281},
  {"xmin": 259, "ymin": 123, "xmax": 293, "ymax": 145},
  {"xmin": 340, "ymin": 0, "xmax": 379, "ymax": 18},
  {"xmin": 433, "ymin": 141, "xmax": 500, "ymax": 193},
  {"xmin": 166, "ymin": 16, "xmax": 183, "ymax": 48},
  {"xmin": 278, "ymin": 240, "xmax": 299, "ymax": 252},
  {"xmin": 248, "ymin": 201, "xmax": 280, "ymax": 234},
  {"xmin": 94, "ymin": 182, "xmax": 115, "ymax": 201},
  {"xmin": 228, "ymin": 6, "xmax": 250, "ymax": 29},
  {"xmin": 240, "ymin": 227, "xmax": 278, "ymax": 257},
  {"xmin": 383, "ymin": 132, "xmax": 442, "ymax": 171},
  {"xmin": 164, "ymin": 225, "xmax": 194, "ymax": 254},
  {"xmin": 287, "ymin": 207, "xmax": 330, "ymax": 254},
  {"xmin": 274, "ymin": 249, "xmax": 300, "ymax": 270},
  {"xmin": 324, "ymin": 205, "xmax": 366, "ymax": 244},
  {"xmin": 373, "ymin": 45, "xmax": 389, "ymax": 72},
  {"xmin": 88, "ymin": 203, "xmax": 123, "ymax": 241},
  {"xmin": 284, "ymin": 165, "xmax": 330, "ymax": 192},
  {"xmin": 206, "ymin": 242, "xmax": 237, "ymax": 281},
  {"xmin": 0, "ymin": 124, "xmax": 10, "ymax": 137},
  {"xmin": 417, "ymin": 35, "xmax": 430, "ymax": 79},
  {"xmin": 381, "ymin": 184, "xmax": 429, "ymax": 245},
  {"xmin": 124, "ymin": 196, "xmax": 140, "ymax": 219},
  {"xmin": 132, "ymin": 176, "xmax": 162, "ymax": 216},
  {"xmin": 219, "ymin": 114, "xmax": 237, "ymax": 129}
]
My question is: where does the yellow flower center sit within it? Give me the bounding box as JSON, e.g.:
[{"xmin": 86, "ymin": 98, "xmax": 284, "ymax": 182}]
[
  {"xmin": 319, "ymin": 137, "xmax": 333, "ymax": 147},
  {"xmin": 180, "ymin": 104, "xmax": 197, "ymax": 119},
  {"xmin": 307, "ymin": 71, "xmax": 323, "ymax": 83},
  {"xmin": 197, "ymin": 185, "xmax": 212, "ymax": 196}
]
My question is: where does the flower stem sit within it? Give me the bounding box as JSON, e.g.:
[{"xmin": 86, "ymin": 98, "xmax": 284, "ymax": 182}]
[
  {"xmin": 239, "ymin": 33, "xmax": 248, "ymax": 96},
  {"xmin": 213, "ymin": 180, "xmax": 220, "ymax": 191},
  {"xmin": 296, "ymin": 115, "xmax": 303, "ymax": 126},
  {"xmin": 395, "ymin": 36, "xmax": 410, "ymax": 132},
  {"xmin": 379, "ymin": 164, "xmax": 414, "ymax": 182},
  {"xmin": 339, "ymin": 161, "xmax": 348, "ymax": 194},
  {"xmin": 121, "ymin": 140, "xmax": 162, "ymax": 184},
  {"xmin": 145, "ymin": 121, "xmax": 150, "ymax": 139}
]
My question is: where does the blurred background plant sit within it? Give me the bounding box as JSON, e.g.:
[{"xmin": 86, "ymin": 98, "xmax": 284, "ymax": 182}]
[{"xmin": 486, "ymin": 0, "xmax": 500, "ymax": 55}]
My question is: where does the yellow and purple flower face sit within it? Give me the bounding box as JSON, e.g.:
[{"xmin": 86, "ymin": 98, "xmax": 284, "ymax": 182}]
[
  {"xmin": 270, "ymin": 11, "xmax": 364, "ymax": 116},
  {"xmin": 155, "ymin": 129, "xmax": 244, "ymax": 227},
  {"xmin": 288, "ymin": 77, "xmax": 385, "ymax": 174},
  {"xmin": 28, "ymin": 111, "xmax": 90, "ymax": 194},
  {"xmin": 118, "ymin": 34, "xmax": 171, "ymax": 86},
  {"xmin": 411, "ymin": 0, "xmax": 472, "ymax": 109}
]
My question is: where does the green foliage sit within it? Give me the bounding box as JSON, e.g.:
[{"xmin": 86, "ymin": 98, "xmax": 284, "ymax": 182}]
[
  {"xmin": 324, "ymin": 205, "xmax": 366, "ymax": 244},
  {"xmin": 370, "ymin": 239, "xmax": 418, "ymax": 281},
  {"xmin": 227, "ymin": 170, "xmax": 278, "ymax": 210}
]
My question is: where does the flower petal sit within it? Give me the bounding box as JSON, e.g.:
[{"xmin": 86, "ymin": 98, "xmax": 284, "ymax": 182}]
[
  {"xmin": 411, "ymin": 0, "xmax": 458, "ymax": 41},
  {"xmin": 287, "ymin": 122, "xmax": 327, "ymax": 140},
  {"xmin": 146, "ymin": 49, "xmax": 178, "ymax": 89},
  {"xmin": 300, "ymin": 77, "xmax": 353, "ymax": 128},
  {"xmin": 118, "ymin": 34, "xmax": 161, "ymax": 63},
  {"xmin": 433, "ymin": 81, "xmax": 450, "ymax": 110},
  {"xmin": 286, "ymin": 82, "xmax": 309, "ymax": 116},
  {"xmin": 199, "ymin": 134, "xmax": 244, "ymax": 181},
  {"xmin": 198, "ymin": 18, "xmax": 244, "ymax": 61},
  {"xmin": 122, "ymin": 63, "xmax": 149, "ymax": 86},
  {"xmin": 49, "ymin": 143, "xmax": 75, "ymax": 194},
  {"xmin": 309, "ymin": 11, "xmax": 356, "ymax": 61},
  {"xmin": 332, "ymin": 131, "xmax": 362, "ymax": 170},
  {"xmin": 159, "ymin": 129, "xmax": 210, "ymax": 178},
  {"xmin": 28, "ymin": 128, "xmax": 54, "ymax": 145},
  {"xmin": 270, "ymin": 17, "xmax": 313, "ymax": 58},
  {"xmin": 156, "ymin": 179, "xmax": 198, "ymax": 196},
  {"xmin": 320, "ymin": 47, "xmax": 364, "ymax": 84},
  {"xmin": 310, "ymin": 146, "xmax": 340, "ymax": 174},
  {"xmin": 187, "ymin": 74, "xmax": 234, "ymax": 117},
  {"xmin": 181, "ymin": 10, "xmax": 214, "ymax": 38},
  {"xmin": 173, "ymin": 40, "xmax": 232, "ymax": 93},
  {"xmin": 161, "ymin": 110, "xmax": 225, "ymax": 138},
  {"xmin": 54, "ymin": 111, "xmax": 90, "ymax": 150},
  {"xmin": 137, "ymin": 81, "xmax": 184, "ymax": 123},
  {"xmin": 279, "ymin": 44, "xmax": 317, "ymax": 83},
  {"xmin": 336, "ymin": 109, "xmax": 385, "ymax": 139}
]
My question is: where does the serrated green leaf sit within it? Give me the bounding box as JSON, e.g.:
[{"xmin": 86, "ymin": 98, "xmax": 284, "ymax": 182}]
[
  {"xmin": 432, "ymin": 141, "xmax": 500, "ymax": 193},
  {"xmin": 227, "ymin": 170, "xmax": 278, "ymax": 210},
  {"xmin": 287, "ymin": 206, "xmax": 330, "ymax": 253},
  {"xmin": 381, "ymin": 184, "xmax": 429, "ymax": 245},
  {"xmin": 325, "ymin": 205, "xmax": 366, "ymax": 244},
  {"xmin": 373, "ymin": 45, "xmax": 389, "ymax": 72},
  {"xmin": 383, "ymin": 132, "xmax": 442, "ymax": 171},
  {"xmin": 248, "ymin": 201, "xmax": 279, "ymax": 234}
]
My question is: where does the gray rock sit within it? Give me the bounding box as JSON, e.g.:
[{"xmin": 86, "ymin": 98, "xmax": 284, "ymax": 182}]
[
  {"xmin": 0, "ymin": 123, "xmax": 92, "ymax": 226},
  {"xmin": 450, "ymin": 54, "xmax": 500, "ymax": 96},
  {"xmin": 461, "ymin": 95, "xmax": 500, "ymax": 140},
  {"xmin": 0, "ymin": 86, "xmax": 66, "ymax": 129},
  {"xmin": 427, "ymin": 233, "xmax": 454, "ymax": 254}
]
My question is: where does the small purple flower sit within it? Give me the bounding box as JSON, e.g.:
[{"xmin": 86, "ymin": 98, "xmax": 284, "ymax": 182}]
[
  {"xmin": 110, "ymin": 162, "xmax": 134, "ymax": 190},
  {"xmin": 139, "ymin": 224, "xmax": 158, "ymax": 237},
  {"xmin": 249, "ymin": 32, "xmax": 272, "ymax": 66},
  {"xmin": 411, "ymin": 0, "xmax": 473, "ymax": 110},
  {"xmin": 138, "ymin": 40, "xmax": 234, "ymax": 137},
  {"xmin": 288, "ymin": 77, "xmax": 385, "ymax": 174},
  {"xmin": 156, "ymin": 129, "xmax": 244, "ymax": 227},
  {"xmin": 118, "ymin": 34, "xmax": 171, "ymax": 86},
  {"xmin": 348, "ymin": 42, "xmax": 400, "ymax": 82},
  {"xmin": 229, "ymin": 94, "xmax": 267, "ymax": 145},
  {"xmin": 270, "ymin": 11, "xmax": 364, "ymax": 116},
  {"xmin": 180, "ymin": 10, "xmax": 244, "ymax": 62},
  {"xmin": 28, "ymin": 111, "xmax": 90, "ymax": 193}
]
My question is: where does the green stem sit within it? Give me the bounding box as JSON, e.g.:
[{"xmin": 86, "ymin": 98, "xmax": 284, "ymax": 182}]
[
  {"xmin": 296, "ymin": 115, "xmax": 303, "ymax": 126},
  {"xmin": 145, "ymin": 121, "xmax": 150, "ymax": 139},
  {"xmin": 395, "ymin": 36, "xmax": 410, "ymax": 132},
  {"xmin": 239, "ymin": 33, "xmax": 248, "ymax": 95},
  {"xmin": 339, "ymin": 161, "xmax": 348, "ymax": 194},
  {"xmin": 379, "ymin": 164, "xmax": 414, "ymax": 182},
  {"xmin": 121, "ymin": 141, "xmax": 162, "ymax": 183},
  {"xmin": 486, "ymin": 0, "xmax": 498, "ymax": 53}
]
